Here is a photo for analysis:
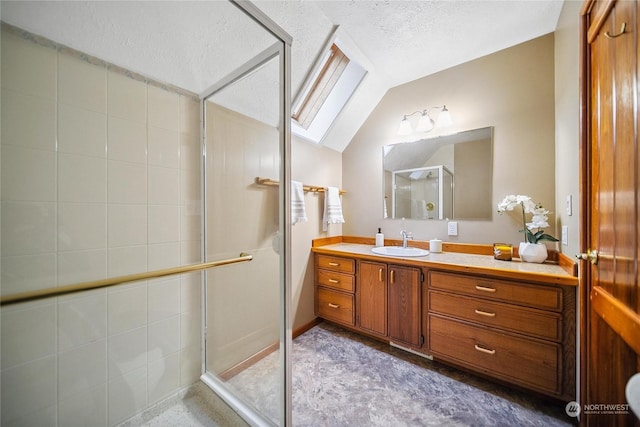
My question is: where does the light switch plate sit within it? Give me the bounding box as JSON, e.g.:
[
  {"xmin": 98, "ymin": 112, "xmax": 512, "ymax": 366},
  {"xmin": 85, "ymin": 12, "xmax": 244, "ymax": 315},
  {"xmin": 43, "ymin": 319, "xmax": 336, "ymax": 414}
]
[
  {"xmin": 447, "ymin": 221, "xmax": 458, "ymax": 236},
  {"xmin": 561, "ymin": 225, "xmax": 569, "ymax": 246},
  {"xmin": 566, "ymin": 195, "xmax": 573, "ymax": 216}
]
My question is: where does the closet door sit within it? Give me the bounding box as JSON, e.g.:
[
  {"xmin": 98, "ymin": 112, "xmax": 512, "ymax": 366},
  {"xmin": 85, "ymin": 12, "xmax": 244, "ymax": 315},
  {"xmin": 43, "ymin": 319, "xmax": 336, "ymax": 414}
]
[{"xmin": 581, "ymin": 1, "xmax": 640, "ymax": 424}]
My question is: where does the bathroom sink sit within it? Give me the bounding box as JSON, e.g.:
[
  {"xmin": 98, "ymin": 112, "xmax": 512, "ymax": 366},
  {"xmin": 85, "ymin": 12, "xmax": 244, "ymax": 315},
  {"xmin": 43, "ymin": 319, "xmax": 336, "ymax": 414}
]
[{"xmin": 371, "ymin": 246, "xmax": 429, "ymax": 257}]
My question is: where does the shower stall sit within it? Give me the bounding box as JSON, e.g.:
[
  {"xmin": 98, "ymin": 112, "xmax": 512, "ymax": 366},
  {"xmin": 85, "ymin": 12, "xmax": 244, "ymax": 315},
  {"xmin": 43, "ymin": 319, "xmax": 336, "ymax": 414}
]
[{"xmin": 0, "ymin": 1, "xmax": 292, "ymax": 426}]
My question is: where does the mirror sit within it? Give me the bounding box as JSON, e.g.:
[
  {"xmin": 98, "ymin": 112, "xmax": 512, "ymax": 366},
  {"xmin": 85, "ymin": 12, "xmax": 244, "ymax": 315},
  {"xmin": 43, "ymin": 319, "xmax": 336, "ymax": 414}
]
[{"xmin": 383, "ymin": 127, "xmax": 493, "ymax": 220}]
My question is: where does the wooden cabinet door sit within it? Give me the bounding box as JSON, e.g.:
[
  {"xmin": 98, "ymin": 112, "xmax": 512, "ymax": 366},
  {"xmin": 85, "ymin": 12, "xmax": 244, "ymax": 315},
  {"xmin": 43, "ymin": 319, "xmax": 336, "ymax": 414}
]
[
  {"xmin": 358, "ymin": 261, "xmax": 387, "ymax": 336},
  {"xmin": 388, "ymin": 265, "xmax": 421, "ymax": 347},
  {"xmin": 582, "ymin": 0, "xmax": 640, "ymax": 424}
]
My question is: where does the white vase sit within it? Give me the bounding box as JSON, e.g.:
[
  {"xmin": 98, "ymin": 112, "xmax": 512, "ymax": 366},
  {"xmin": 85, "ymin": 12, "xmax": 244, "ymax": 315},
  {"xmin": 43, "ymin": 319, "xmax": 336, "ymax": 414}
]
[{"xmin": 519, "ymin": 242, "xmax": 548, "ymax": 263}]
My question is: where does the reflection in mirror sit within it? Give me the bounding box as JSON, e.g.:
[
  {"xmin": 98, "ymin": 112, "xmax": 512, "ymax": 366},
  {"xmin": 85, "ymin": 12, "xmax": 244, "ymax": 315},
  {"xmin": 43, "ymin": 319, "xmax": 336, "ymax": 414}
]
[{"xmin": 383, "ymin": 127, "xmax": 493, "ymax": 220}]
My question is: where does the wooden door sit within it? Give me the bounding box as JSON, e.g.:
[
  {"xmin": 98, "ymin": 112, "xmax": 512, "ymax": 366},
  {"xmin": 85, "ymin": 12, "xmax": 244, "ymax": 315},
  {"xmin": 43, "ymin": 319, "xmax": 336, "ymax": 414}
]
[
  {"xmin": 581, "ymin": 0, "xmax": 640, "ymax": 424},
  {"xmin": 358, "ymin": 261, "xmax": 387, "ymax": 336},
  {"xmin": 388, "ymin": 265, "xmax": 421, "ymax": 347}
]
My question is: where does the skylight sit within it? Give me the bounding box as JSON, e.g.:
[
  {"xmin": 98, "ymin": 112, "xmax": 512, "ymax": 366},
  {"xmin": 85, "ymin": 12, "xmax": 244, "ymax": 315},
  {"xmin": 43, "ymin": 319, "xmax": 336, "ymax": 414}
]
[{"xmin": 291, "ymin": 27, "xmax": 367, "ymax": 144}]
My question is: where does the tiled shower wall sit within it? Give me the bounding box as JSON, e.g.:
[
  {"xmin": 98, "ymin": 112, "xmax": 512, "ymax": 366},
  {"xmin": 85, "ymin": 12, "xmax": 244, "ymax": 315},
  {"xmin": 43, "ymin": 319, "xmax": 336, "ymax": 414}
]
[{"xmin": 1, "ymin": 25, "xmax": 202, "ymax": 426}]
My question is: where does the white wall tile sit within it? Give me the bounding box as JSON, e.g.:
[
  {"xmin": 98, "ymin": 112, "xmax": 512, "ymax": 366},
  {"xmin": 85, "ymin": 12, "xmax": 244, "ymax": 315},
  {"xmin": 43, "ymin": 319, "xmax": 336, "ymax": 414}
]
[
  {"xmin": 3, "ymin": 404, "xmax": 56, "ymax": 427},
  {"xmin": 180, "ymin": 345, "xmax": 201, "ymax": 387},
  {"xmin": 180, "ymin": 132, "xmax": 200, "ymax": 171},
  {"xmin": 181, "ymin": 240, "xmax": 201, "ymax": 265},
  {"xmin": 0, "ymin": 356, "xmax": 57, "ymax": 424},
  {"xmin": 179, "ymin": 95, "xmax": 200, "ymax": 136},
  {"xmin": 107, "ymin": 204, "xmax": 147, "ymax": 247},
  {"xmin": 108, "ymin": 326, "xmax": 147, "ymax": 380},
  {"xmin": 148, "ymin": 86, "xmax": 179, "ymax": 131},
  {"xmin": 58, "ymin": 202, "xmax": 106, "ymax": 251},
  {"xmin": 180, "ymin": 311, "xmax": 201, "ymax": 350},
  {"xmin": 107, "ymin": 285, "xmax": 147, "ymax": 336},
  {"xmin": 148, "ymin": 166, "xmax": 180, "ymax": 205},
  {"xmin": 58, "ymin": 103, "xmax": 107, "ymax": 157},
  {"xmin": 107, "ymin": 365, "xmax": 147, "ymax": 426},
  {"xmin": 1, "ymin": 201, "xmax": 56, "ymax": 256},
  {"xmin": 148, "ymin": 351, "xmax": 180, "ymax": 405},
  {"xmin": 58, "ymin": 383, "xmax": 107, "ymax": 427},
  {"xmin": 1, "ymin": 32, "xmax": 56, "ymax": 98},
  {"xmin": 148, "ymin": 315, "xmax": 180, "ymax": 362},
  {"xmin": 1, "ymin": 303, "xmax": 56, "ymax": 369},
  {"xmin": 148, "ymin": 127, "xmax": 179, "ymax": 168},
  {"xmin": 180, "ymin": 208, "xmax": 201, "ymax": 243},
  {"xmin": 107, "ymin": 160, "xmax": 146, "ymax": 204},
  {"xmin": 58, "ymin": 291, "xmax": 107, "ymax": 352},
  {"xmin": 180, "ymin": 272, "xmax": 201, "ymax": 313},
  {"xmin": 148, "ymin": 242, "xmax": 180, "ymax": 271},
  {"xmin": 148, "ymin": 278, "xmax": 180, "ymax": 323},
  {"xmin": 108, "ymin": 71, "xmax": 146, "ymax": 123},
  {"xmin": 1, "ymin": 145, "xmax": 56, "ymax": 202},
  {"xmin": 58, "ymin": 339, "xmax": 107, "ymax": 401},
  {"xmin": 148, "ymin": 204, "xmax": 180, "ymax": 244},
  {"xmin": 107, "ymin": 116, "xmax": 147, "ymax": 164},
  {"xmin": 58, "ymin": 54, "xmax": 106, "ymax": 113},
  {"xmin": 59, "ymin": 153, "xmax": 107, "ymax": 203},
  {"xmin": 58, "ymin": 249, "xmax": 107, "ymax": 285},
  {"xmin": 107, "ymin": 245, "xmax": 147, "ymax": 277},
  {"xmin": 2, "ymin": 89, "xmax": 56, "ymax": 151},
  {"xmin": 1, "ymin": 253, "xmax": 56, "ymax": 296}
]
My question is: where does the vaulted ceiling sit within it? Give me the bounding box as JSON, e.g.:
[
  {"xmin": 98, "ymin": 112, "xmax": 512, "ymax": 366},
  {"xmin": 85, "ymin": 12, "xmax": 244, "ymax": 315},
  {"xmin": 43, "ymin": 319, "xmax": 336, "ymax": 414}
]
[{"xmin": 1, "ymin": 0, "xmax": 564, "ymax": 152}]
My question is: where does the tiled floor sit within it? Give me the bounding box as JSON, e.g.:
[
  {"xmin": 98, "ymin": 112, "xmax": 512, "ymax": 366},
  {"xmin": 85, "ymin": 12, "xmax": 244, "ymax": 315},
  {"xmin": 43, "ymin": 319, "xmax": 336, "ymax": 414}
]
[{"xmin": 136, "ymin": 322, "xmax": 575, "ymax": 426}]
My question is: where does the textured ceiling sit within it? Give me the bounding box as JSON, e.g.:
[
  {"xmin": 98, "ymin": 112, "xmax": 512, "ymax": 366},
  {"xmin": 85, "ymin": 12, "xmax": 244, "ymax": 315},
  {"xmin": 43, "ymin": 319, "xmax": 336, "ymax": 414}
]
[{"xmin": 1, "ymin": 0, "xmax": 564, "ymax": 152}]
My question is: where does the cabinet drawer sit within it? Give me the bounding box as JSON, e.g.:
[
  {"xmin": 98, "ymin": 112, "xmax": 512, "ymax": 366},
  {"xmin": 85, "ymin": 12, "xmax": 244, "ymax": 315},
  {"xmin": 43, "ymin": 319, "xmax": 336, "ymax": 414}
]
[
  {"xmin": 429, "ymin": 314, "xmax": 560, "ymax": 394},
  {"xmin": 317, "ymin": 269, "xmax": 355, "ymax": 292},
  {"xmin": 317, "ymin": 288, "xmax": 354, "ymax": 325},
  {"xmin": 429, "ymin": 271, "xmax": 562, "ymax": 311},
  {"xmin": 429, "ymin": 290, "xmax": 562, "ymax": 341},
  {"xmin": 316, "ymin": 255, "xmax": 355, "ymax": 274}
]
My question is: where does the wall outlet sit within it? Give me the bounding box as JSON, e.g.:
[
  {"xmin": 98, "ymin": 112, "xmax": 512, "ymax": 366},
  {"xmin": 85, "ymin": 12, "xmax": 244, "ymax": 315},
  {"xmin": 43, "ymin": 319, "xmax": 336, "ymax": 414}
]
[
  {"xmin": 566, "ymin": 195, "xmax": 573, "ymax": 216},
  {"xmin": 561, "ymin": 225, "xmax": 569, "ymax": 246},
  {"xmin": 447, "ymin": 221, "xmax": 458, "ymax": 236}
]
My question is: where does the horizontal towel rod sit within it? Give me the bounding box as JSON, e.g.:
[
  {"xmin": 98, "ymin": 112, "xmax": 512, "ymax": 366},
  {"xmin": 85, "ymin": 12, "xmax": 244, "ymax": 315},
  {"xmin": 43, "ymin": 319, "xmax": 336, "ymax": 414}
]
[
  {"xmin": 0, "ymin": 253, "xmax": 253, "ymax": 306},
  {"xmin": 255, "ymin": 177, "xmax": 346, "ymax": 195}
]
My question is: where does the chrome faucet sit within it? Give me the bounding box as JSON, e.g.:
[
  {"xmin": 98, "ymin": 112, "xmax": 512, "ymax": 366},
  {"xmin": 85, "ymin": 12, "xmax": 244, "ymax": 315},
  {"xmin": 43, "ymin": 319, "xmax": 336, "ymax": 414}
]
[{"xmin": 401, "ymin": 230, "xmax": 413, "ymax": 248}]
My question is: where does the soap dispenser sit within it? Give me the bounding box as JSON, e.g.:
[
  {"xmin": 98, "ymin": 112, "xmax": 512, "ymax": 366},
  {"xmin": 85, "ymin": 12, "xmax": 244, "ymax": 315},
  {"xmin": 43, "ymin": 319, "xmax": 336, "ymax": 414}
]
[{"xmin": 375, "ymin": 228, "xmax": 384, "ymax": 247}]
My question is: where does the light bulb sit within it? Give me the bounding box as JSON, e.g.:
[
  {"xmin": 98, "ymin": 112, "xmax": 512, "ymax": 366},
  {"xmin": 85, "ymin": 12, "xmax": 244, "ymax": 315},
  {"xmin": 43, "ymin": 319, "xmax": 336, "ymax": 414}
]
[{"xmin": 397, "ymin": 116, "xmax": 413, "ymax": 136}]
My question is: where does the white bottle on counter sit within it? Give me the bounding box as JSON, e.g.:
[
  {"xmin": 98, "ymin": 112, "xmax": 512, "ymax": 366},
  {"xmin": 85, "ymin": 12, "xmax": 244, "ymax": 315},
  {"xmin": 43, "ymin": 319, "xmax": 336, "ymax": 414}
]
[
  {"xmin": 430, "ymin": 238, "xmax": 443, "ymax": 253},
  {"xmin": 375, "ymin": 228, "xmax": 384, "ymax": 247}
]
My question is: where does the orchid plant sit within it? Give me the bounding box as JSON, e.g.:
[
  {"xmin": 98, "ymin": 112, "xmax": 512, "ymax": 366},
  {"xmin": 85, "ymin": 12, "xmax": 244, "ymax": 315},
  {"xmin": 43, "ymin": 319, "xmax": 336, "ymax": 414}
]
[{"xmin": 497, "ymin": 195, "xmax": 559, "ymax": 244}]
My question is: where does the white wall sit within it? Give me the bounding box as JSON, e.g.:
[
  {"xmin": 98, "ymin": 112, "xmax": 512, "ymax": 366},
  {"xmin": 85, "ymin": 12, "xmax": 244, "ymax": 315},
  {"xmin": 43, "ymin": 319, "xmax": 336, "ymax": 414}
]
[
  {"xmin": 554, "ymin": 0, "xmax": 581, "ymax": 257},
  {"xmin": 342, "ymin": 34, "xmax": 558, "ymax": 248},
  {"xmin": 1, "ymin": 26, "xmax": 202, "ymax": 426}
]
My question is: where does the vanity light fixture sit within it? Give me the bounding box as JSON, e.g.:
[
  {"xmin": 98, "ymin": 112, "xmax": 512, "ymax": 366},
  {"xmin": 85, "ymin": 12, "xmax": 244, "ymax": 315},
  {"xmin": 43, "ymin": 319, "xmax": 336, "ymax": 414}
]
[{"xmin": 397, "ymin": 105, "xmax": 452, "ymax": 136}]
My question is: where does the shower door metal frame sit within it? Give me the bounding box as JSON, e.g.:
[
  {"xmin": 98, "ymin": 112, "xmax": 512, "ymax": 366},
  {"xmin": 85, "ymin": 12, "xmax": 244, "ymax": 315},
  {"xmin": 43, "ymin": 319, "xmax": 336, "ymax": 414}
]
[{"xmin": 200, "ymin": 1, "xmax": 292, "ymax": 425}]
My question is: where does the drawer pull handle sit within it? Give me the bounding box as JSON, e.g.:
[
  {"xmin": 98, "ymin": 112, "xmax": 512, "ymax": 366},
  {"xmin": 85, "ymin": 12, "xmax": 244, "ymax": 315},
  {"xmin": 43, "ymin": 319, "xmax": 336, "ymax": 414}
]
[
  {"xmin": 328, "ymin": 279, "xmax": 340, "ymax": 283},
  {"xmin": 379, "ymin": 268, "xmax": 383, "ymax": 282},
  {"xmin": 328, "ymin": 303, "xmax": 340, "ymax": 309},
  {"xmin": 390, "ymin": 270, "xmax": 395, "ymax": 284},
  {"xmin": 475, "ymin": 285, "xmax": 496, "ymax": 293},
  {"xmin": 474, "ymin": 309, "xmax": 496, "ymax": 317},
  {"xmin": 474, "ymin": 344, "xmax": 496, "ymax": 355},
  {"xmin": 328, "ymin": 262, "xmax": 340, "ymax": 267}
]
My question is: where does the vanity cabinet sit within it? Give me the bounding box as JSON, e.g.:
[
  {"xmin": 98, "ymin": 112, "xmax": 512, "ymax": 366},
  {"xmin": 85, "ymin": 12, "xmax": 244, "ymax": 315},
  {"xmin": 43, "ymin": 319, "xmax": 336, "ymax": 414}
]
[
  {"xmin": 426, "ymin": 270, "xmax": 575, "ymax": 400},
  {"xmin": 314, "ymin": 255, "xmax": 355, "ymax": 326},
  {"xmin": 357, "ymin": 261, "xmax": 387, "ymax": 336},
  {"xmin": 387, "ymin": 265, "xmax": 422, "ymax": 347},
  {"xmin": 312, "ymin": 239, "xmax": 577, "ymax": 401},
  {"xmin": 356, "ymin": 262, "xmax": 422, "ymax": 346}
]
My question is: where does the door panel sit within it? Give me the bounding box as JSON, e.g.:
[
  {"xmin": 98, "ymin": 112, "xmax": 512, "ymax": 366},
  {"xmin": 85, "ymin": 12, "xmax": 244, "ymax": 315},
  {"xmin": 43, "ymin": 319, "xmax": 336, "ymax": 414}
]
[{"xmin": 582, "ymin": 0, "xmax": 640, "ymax": 424}]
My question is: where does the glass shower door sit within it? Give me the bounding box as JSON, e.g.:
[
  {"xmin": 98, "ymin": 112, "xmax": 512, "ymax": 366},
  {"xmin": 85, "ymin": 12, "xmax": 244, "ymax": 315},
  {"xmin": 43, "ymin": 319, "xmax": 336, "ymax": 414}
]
[{"xmin": 200, "ymin": 7, "xmax": 291, "ymax": 425}]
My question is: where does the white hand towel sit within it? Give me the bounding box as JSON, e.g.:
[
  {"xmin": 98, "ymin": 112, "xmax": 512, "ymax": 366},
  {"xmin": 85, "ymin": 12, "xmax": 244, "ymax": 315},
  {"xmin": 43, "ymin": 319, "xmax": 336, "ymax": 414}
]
[
  {"xmin": 323, "ymin": 186, "xmax": 344, "ymax": 231},
  {"xmin": 291, "ymin": 180, "xmax": 308, "ymax": 225}
]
